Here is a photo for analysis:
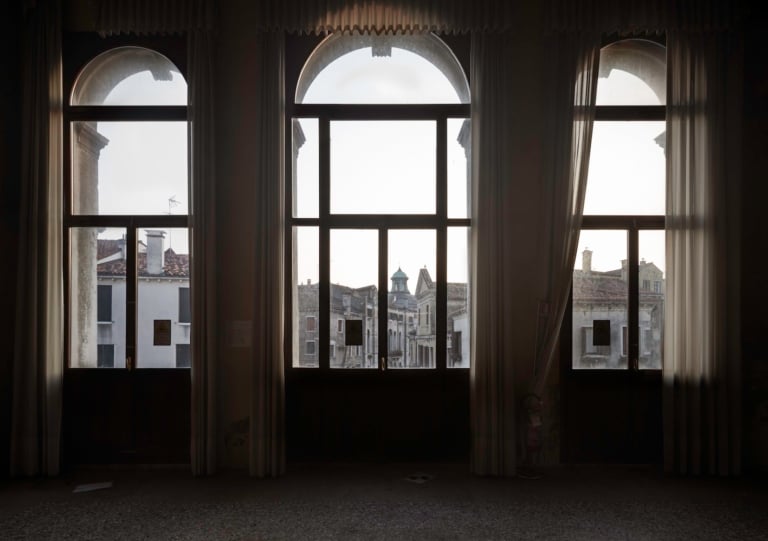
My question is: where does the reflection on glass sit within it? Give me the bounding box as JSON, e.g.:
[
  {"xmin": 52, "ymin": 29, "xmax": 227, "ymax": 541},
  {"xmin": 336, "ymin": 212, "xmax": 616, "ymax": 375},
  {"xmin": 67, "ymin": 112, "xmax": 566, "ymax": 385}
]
[
  {"xmin": 639, "ymin": 230, "xmax": 664, "ymax": 370},
  {"xmin": 387, "ymin": 230, "xmax": 435, "ymax": 369},
  {"xmin": 596, "ymin": 39, "xmax": 666, "ymax": 106},
  {"xmin": 293, "ymin": 227, "xmax": 319, "ymax": 367},
  {"xmin": 448, "ymin": 227, "xmax": 471, "ymax": 368},
  {"xmin": 584, "ymin": 122, "xmax": 666, "ymax": 216},
  {"xmin": 448, "ymin": 119, "xmax": 471, "ymax": 219},
  {"xmin": 330, "ymin": 121, "xmax": 435, "ymax": 214},
  {"xmin": 330, "ymin": 230, "xmax": 378, "ymax": 369},
  {"xmin": 572, "ymin": 230, "xmax": 628, "ymax": 369},
  {"xmin": 293, "ymin": 118, "xmax": 318, "ymax": 218},
  {"xmin": 70, "ymin": 227, "xmax": 126, "ymax": 368},
  {"xmin": 136, "ymin": 228, "xmax": 190, "ymax": 368},
  {"xmin": 72, "ymin": 46, "xmax": 187, "ymax": 106},
  {"xmin": 72, "ymin": 121, "xmax": 188, "ymax": 215}
]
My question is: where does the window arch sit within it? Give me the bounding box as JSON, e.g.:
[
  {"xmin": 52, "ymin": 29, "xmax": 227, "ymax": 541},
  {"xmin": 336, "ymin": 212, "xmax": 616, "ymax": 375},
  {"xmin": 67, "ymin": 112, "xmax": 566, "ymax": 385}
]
[
  {"xmin": 65, "ymin": 43, "xmax": 189, "ymax": 370},
  {"xmin": 287, "ymin": 33, "xmax": 471, "ymax": 371}
]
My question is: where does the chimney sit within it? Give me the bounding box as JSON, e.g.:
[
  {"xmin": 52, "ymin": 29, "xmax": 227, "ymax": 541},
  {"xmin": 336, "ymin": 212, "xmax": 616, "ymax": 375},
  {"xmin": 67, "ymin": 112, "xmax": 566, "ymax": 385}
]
[
  {"xmin": 146, "ymin": 230, "xmax": 166, "ymax": 275},
  {"xmin": 307, "ymin": 278, "xmax": 311, "ymax": 285},
  {"xmin": 582, "ymin": 248, "xmax": 592, "ymax": 272}
]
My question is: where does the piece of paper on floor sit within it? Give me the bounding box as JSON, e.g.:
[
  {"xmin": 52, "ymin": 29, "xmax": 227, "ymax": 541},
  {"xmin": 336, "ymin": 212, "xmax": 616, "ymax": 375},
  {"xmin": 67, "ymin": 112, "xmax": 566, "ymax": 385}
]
[{"xmin": 73, "ymin": 481, "xmax": 113, "ymax": 493}]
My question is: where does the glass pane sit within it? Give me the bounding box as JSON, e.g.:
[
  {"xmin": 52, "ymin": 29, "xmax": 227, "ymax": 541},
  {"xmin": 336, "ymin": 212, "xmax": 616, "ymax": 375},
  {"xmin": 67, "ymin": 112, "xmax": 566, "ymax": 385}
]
[
  {"xmin": 72, "ymin": 121, "xmax": 188, "ymax": 215},
  {"xmin": 572, "ymin": 230, "xmax": 628, "ymax": 369},
  {"xmin": 448, "ymin": 119, "xmax": 471, "ymax": 219},
  {"xmin": 293, "ymin": 227, "xmax": 319, "ymax": 367},
  {"xmin": 72, "ymin": 47, "xmax": 186, "ymax": 106},
  {"xmin": 136, "ymin": 228, "xmax": 190, "ymax": 368},
  {"xmin": 293, "ymin": 118, "xmax": 318, "ymax": 218},
  {"xmin": 330, "ymin": 121, "xmax": 435, "ymax": 214},
  {"xmin": 330, "ymin": 230, "xmax": 378, "ymax": 369},
  {"xmin": 639, "ymin": 230, "xmax": 664, "ymax": 370},
  {"xmin": 448, "ymin": 227, "xmax": 471, "ymax": 368},
  {"xmin": 299, "ymin": 35, "xmax": 467, "ymax": 104},
  {"xmin": 70, "ymin": 227, "xmax": 126, "ymax": 368},
  {"xmin": 387, "ymin": 230, "xmax": 435, "ymax": 369},
  {"xmin": 596, "ymin": 40, "xmax": 666, "ymax": 106},
  {"xmin": 584, "ymin": 122, "xmax": 666, "ymax": 215}
]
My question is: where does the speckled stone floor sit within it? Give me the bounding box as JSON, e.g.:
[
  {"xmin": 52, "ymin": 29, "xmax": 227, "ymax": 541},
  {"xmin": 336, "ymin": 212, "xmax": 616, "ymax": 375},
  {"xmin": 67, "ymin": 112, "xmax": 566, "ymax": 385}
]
[{"xmin": 1, "ymin": 463, "xmax": 766, "ymax": 540}]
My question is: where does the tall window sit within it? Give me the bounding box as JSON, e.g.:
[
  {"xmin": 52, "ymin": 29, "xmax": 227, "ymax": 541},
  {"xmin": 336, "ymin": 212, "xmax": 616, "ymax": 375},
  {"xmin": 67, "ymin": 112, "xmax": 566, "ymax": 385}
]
[
  {"xmin": 66, "ymin": 45, "xmax": 190, "ymax": 369},
  {"xmin": 572, "ymin": 39, "xmax": 666, "ymax": 370},
  {"xmin": 287, "ymin": 34, "xmax": 471, "ymax": 370}
]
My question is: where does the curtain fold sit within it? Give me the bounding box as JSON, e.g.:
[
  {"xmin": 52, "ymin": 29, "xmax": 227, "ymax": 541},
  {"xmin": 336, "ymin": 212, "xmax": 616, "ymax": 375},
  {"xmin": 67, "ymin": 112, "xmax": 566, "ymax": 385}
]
[
  {"xmin": 250, "ymin": 31, "xmax": 286, "ymax": 478},
  {"xmin": 11, "ymin": 0, "xmax": 63, "ymax": 477},
  {"xmin": 664, "ymin": 29, "xmax": 742, "ymax": 476},
  {"xmin": 255, "ymin": 0, "xmax": 513, "ymax": 34},
  {"xmin": 549, "ymin": 0, "xmax": 744, "ymax": 33},
  {"xmin": 532, "ymin": 31, "xmax": 600, "ymax": 398},
  {"xmin": 188, "ymin": 28, "xmax": 218, "ymax": 476},
  {"xmin": 97, "ymin": 0, "xmax": 216, "ymax": 35},
  {"xmin": 469, "ymin": 32, "xmax": 519, "ymax": 476}
]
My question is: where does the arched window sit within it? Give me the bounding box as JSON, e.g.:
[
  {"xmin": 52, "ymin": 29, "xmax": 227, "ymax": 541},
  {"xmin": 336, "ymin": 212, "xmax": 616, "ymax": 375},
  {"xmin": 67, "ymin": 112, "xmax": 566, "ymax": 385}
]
[
  {"xmin": 66, "ymin": 45, "xmax": 189, "ymax": 370},
  {"xmin": 572, "ymin": 38, "xmax": 666, "ymax": 371},
  {"xmin": 288, "ymin": 34, "xmax": 471, "ymax": 370}
]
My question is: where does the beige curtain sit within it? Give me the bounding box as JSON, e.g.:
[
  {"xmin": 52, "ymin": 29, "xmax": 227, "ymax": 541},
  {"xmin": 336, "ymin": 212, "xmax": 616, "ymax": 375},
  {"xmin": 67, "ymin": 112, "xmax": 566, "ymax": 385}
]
[
  {"xmin": 97, "ymin": 0, "xmax": 219, "ymax": 475},
  {"xmin": 250, "ymin": 31, "xmax": 286, "ymax": 478},
  {"xmin": 255, "ymin": 0, "xmax": 513, "ymax": 34},
  {"xmin": 11, "ymin": 0, "xmax": 64, "ymax": 477},
  {"xmin": 469, "ymin": 32, "xmax": 519, "ymax": 476},
  {"xmin": 664, "ymin": 29, "xmax": 743, "ymax": 476},
  {"xmin": 532, "ymin": 31, "xmax": 600, "ymax": 398},
  {"xmin": 188, "ymin": 28, "xmax": 218, "ymax": 476}
]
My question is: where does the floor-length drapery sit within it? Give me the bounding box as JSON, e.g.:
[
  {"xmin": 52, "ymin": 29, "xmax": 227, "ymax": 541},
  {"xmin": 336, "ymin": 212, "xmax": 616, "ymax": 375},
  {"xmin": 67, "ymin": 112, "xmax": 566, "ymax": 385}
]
[
  {"xmin": 469, "ymin": 32, "xmax": 520, "ymax": 476},
  {"xmin": 11, "ymin": 0, "xmax": 64, "ymax": 477},
  {"xmin": 532, "ymin": 31, "xmax": 600, "ymax": 397},
  {"xmin": 188, "ymin": 28, "xmax": 218, "ymax": 476},
  {"xmin": 664, "ymin": 29, "xmax": 742, "ymax": 476},
  {"xmin": 250, "ymin": 31, "xmax": 286, "ymax": 478}
]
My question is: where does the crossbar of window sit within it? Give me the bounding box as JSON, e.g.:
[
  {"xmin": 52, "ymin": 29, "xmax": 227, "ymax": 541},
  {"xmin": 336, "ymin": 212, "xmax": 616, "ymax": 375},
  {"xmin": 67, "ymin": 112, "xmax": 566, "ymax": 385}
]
[
  {"xmin": 290, "ymin": 103, "xmax": 470, "ymax": 120},
  {"xmin": 65, "ymin": 105, "xmax": 187, "ymax": 121}
]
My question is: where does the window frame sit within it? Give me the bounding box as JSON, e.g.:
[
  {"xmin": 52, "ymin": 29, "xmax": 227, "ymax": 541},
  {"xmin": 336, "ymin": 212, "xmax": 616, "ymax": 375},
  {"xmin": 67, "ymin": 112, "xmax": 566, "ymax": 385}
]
[
  {"xmin": 284, "ymin": 33, "xmax": 471, "ymax": 373},
  {"xmin": 63, "ymin": 34, "xmax": 188, "ymax": 370},
  {"xmin": 570, "ymin": 36, "xmax": 666, "ymax": 373}
]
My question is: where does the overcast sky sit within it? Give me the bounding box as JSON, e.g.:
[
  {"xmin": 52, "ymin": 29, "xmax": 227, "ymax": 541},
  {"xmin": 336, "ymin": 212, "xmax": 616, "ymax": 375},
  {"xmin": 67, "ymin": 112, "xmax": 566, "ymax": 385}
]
[{"xmin": 94, "ymin": 43, "xmax": 665, "ymax": 287}]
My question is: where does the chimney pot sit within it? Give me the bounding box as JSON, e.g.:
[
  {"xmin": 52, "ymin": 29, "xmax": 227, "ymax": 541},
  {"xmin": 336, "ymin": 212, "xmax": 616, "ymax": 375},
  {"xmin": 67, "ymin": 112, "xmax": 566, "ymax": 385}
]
[{"xmin": 146, "ymin": 230, "xmax": 166, "ymax": 275}]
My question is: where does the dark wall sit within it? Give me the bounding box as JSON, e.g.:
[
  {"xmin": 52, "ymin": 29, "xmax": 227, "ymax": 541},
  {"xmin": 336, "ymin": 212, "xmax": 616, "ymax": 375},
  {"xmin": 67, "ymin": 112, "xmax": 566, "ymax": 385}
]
[
  {"xmin": 742, "ymin": 3, "xmax": 768, "ymax": 473},
  {"xmin": 0, "ymin": 3, "xmax": 22, "ymax": 478}
]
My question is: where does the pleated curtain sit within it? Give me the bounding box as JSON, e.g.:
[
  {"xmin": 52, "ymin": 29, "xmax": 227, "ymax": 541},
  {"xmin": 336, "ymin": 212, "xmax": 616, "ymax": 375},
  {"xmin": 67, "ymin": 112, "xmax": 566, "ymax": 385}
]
[
  {"xmin": 664, "ymin": 29, "xmax": 743, "ymax": 476},
  {"xmin": 97, "ymin": 0, "xmax": 219, "ymax": 476},
  {"xmin": 11, "ymin": 0, "xmax": 64, "ymax": 477},
  {"xmin": 531, "ymin": 31, "xmax": 600, "ymax": 399},
  {"xmin": 250, "ymin": 31, "xmax": 286, "ymax": 478}
]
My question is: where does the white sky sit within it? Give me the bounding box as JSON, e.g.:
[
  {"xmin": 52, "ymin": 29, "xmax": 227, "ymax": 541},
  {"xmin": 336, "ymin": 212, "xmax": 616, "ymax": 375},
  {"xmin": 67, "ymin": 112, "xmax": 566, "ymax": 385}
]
[
  {"xmin": 92, "ymin": 45, "xmax": 665, "ymax": 287},
  {"xmin": 90, "ymin": 69, "xmax": 189, "ymax": 254}
]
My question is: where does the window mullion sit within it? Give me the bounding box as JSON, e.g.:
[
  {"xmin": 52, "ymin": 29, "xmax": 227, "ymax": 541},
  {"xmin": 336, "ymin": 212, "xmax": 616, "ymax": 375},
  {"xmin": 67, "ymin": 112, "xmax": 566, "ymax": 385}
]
[
  {"xmin": 126, "ymin": 224, "xmax": 137, "ymax": 369},
  {"xmin": 436, "ymin": 119, "xmax": 447, "ymax": 371},
  {"xmin": 319, "ymin": 116, "xmax": 331, "ymax": 371},
  {"xmin": 628, "ymin": 225, "xmax": 639, "ymax": 370}
]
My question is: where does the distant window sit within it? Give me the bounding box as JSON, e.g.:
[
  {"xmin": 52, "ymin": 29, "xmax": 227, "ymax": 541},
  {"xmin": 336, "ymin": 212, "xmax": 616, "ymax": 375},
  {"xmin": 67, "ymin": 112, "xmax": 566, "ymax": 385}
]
[
  {"xmin": 306, "ymin": 340, "xmax": 316, "ymax": 356},
  {"xmin": 654, "ymin": 281, "xmax": 661, "ymax": 293},
  {"xmin": 97, "ymin": 344, "xmax": 115, "ymax": 368},
  {"xmin": 176, "ymin": 344, "xmax": 191, "ymax": 368},
  {"xmin": 306, "ymin": 316, "xmax": 316, "ymax": 331},
  {"xmin": 642, "ymin": 279, "xmax": 650, "ymax": 290},
  {"xmin": 337, "ymin": 319, "xmax": 344, "ymax": 333},
  {"xmin": 97, "ymin": 284, "xmax": 112, "ymax": 322},
  {"xmin": 179, "ymin": 287, "xmax": 191, "ymax": 323}
]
